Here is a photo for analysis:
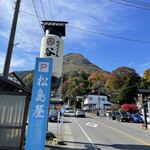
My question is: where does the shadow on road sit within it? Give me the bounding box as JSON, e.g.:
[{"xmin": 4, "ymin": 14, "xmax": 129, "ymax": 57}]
[
  {"xmin": 45, "ymin": 144, "xmax": 101, "ymax": 150},
  {"xmin": 62, "ymin": 141, "xmax": 150, "ymax": 150},
  {"xmin": 63, "ymin": 121, "xmax": 72, "ymax": 124}
]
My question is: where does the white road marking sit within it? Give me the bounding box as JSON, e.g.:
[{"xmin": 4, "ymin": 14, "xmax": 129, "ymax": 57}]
[
  {"xmin": 86, "ymin": 122, "xmax": 98, "ymax": 128},
  {"xmin": 73, "ymin": 118, "xmax": 98, "ymax": 150}
]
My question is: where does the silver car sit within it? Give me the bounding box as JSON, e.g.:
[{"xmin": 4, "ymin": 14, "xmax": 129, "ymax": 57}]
[{"xmin": 76, "ymin": 109, "xmax": 85, "ymax": 117}]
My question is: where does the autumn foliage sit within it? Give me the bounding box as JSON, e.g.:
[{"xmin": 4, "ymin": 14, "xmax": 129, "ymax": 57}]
[
  {"xmin": 106, "ymin": 67, "xmax": 139, "ymax": 91},
  {"xmin": 121, "ymin": 104, "xmax": 138, "ymax": 113},
  {"xmin": 143, "ymin": 68, "xmax": 150, "ymax": 82},
  {"xmin": 88, "ymin": 73, "xmax": 108, "ymax": 84}
]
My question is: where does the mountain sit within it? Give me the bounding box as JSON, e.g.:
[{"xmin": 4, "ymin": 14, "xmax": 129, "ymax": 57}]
[
  {"xmin": 15, "ymin": 70, "xmax": 34, "ymax": 80},
  {"xmin": 15, "ymin": 53, "xmax": 109, "ymax": 79},
  {"xmin": 62, "ymin": 53, "xmax": 109, "ymax": 75}
]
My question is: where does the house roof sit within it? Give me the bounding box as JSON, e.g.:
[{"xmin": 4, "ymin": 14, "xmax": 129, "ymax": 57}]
[
  {"xmin": 8, "ymin": 72, "xmax": 26, "ymax": 86},
  {"xmin": 76, "ymin": 96, "xmax": 83, "ymax": 99},
  {"xmin": 0, "ymin": 76, "xmax": 31, "ymax": 94},
  {"xmin": 137, "ymin": 89, "xmax": 150, "ymax": 94}
]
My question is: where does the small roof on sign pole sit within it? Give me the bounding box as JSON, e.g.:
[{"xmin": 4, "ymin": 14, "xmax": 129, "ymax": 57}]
[{"xmin": 41, "ymin": 21, "xmax": 68, "ymax": 36}]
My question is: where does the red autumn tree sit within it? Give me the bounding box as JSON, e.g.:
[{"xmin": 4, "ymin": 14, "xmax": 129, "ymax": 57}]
[{"xmin": 121, "ymin": 104, "xmax": 138, "ymax": 113}]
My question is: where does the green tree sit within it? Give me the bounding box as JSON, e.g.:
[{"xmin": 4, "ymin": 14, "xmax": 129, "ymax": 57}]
[
  {"xmin": 22, "ymin": 73, "xmax": 34, "ymax": 89},
  {"xmin": 79, "ymin": 71, "xmax": 90, "ymax": 80},
  {"xmin": 114, "ymin": 78, "xmax": 138, "ymax": 105}
]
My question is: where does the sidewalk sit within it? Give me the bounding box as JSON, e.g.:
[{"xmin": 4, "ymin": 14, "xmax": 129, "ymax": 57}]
[{"xmin": 45, "ymin": 118, "xmax": 75, "ymax": 150}]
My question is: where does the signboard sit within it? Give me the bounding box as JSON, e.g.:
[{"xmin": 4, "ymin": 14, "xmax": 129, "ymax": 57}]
[
  {"xmin": 25, "ymin": 58, "xmax": 52, "ymax": 150},
  {"xmin": 56, "ymin": 104, "xmax": 62, "ymax": 110},
  {"xmin": 40, "ymin": 34, "xmax": 63, "ymax": 78},
  {"xmin": 60, "ymin": 107, "xmax": 66, "ymax": 114}
]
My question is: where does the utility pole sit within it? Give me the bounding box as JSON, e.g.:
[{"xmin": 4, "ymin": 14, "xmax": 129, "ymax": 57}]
[
  {"xmin": 97, "ymin": 88, "xmax": 100, "ymax": 116},
  {"xmin": 60, "ymin": 74, "xmax": 63, "ymax": 99},
  {"xmin": 2, "ymin": 0, "xmax": 21, "ymax": 78}
]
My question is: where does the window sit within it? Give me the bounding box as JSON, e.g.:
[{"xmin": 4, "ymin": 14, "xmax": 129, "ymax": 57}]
[
  {"xmin": 89, "ymin": 97, "xmax": 93, "ymax": 100},
  {"xmin": 102, "ymin": 98, "xmax": 105, "ymax": 101},
  {"xmin": 100, "ymin": 98, "xmax": 105, "ymax": 101}
]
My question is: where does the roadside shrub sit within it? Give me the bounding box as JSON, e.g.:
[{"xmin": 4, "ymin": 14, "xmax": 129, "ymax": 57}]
[{"xmin": 121, "ymin": 104, "xmax": 138, "ymax": 113}]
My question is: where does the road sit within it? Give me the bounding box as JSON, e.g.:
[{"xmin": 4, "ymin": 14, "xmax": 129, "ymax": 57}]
[{"xmin": 63, "ymin": 113, "xmax": 150, "ymax": 150}]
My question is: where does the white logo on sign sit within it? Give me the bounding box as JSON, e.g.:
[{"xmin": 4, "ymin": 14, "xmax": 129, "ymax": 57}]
[
  {"xmin": 33, "ymin": 105, "xmax": 44, "ymax": 118},
  {"xmin": 36, "ymin": 89, "xmax": 45, "ymax": 102},
  {"xmin": 37, "ymin": 75, "xmax": 48, "ymax": 87},
  {"xmin": 38, "ymin": 62, "xmax": 49, "ymax": 72}
]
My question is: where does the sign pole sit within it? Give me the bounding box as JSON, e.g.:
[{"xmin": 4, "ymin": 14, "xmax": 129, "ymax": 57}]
[
  {"xmin": 57, "ymin": 110, "xmax": 60, "ymax": 138},
  {"xmin": 59, "ymin": 107, "xmax": 66, "ymax": 142},
  {"xmin": 59, "ymin": 114, "xmax": 64, "ymax": 142}
]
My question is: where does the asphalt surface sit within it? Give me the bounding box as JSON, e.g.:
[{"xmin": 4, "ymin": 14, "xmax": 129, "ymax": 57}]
[{"xmin": 63, "ymin": 113, "xmax": 150, "ymax": 150}]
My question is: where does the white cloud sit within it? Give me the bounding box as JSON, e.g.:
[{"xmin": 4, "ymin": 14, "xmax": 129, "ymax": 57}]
[
  {"xmin": 140, "ymin": 62, "xmax": 150, "ymax": 67},
  {"xmin": 0, "ymin": 0, "xmax": 137, "ymax": 72}
]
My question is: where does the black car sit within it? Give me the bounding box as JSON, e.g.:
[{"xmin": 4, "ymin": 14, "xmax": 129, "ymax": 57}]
[
  {"xmin": 49, "ymin": 110, "xmax": 59, "ymax": 122},
  {"xmin": 108, "ymin": 112, "xmax": 116, "ymax": 120},
  {"xmin": 115, "ymin": 111, "xmax": 130, "ymax": 122}
]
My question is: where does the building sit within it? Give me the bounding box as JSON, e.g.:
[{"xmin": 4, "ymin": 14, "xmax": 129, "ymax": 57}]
[
  {"xmin": 50, "ymin": 91, "xmax": 63, "ymax": 110},
  {"xmin": 83, "ymin": 93, "xmax": 113, "ymax": 116},
  {"xmin": 0, "ymin": 75, "xmax": 31, "ymax": 150},
  {"xmin": 136, "ymin": 89, "xmax": 150, "ymax": 111},
  {"xmin": 8, "ymin": 72, "xmax": 26, "ymax": 86}
]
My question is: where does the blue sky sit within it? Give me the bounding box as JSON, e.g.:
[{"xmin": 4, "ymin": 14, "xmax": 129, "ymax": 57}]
[{"xmin": 0, "ymin": 0, "xmax": 150, "ymax": 76}]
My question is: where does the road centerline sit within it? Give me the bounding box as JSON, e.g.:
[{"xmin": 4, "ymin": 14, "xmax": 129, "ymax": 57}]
[
  {"xmin": 90, "ymin": 118, "xmax": 150, "ymax": 146},
  {"xmin": 73, "ymin": 118, "xmax": 98, "ymax": 150}
]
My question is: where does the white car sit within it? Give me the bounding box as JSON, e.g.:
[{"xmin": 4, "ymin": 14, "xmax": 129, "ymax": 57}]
[
  {"xmin": 76, "ymin": 109, "xmax": 85, "ymax": 117},
  {"xmin": 65, "ymin": 108, "xmax": 74, "ymax": 113}
]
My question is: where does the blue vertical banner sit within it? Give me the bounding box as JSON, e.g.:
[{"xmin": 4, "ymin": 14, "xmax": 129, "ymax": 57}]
[{"xmin": 25, "ymin": 58, "xmax": 53, "ymax": 150}]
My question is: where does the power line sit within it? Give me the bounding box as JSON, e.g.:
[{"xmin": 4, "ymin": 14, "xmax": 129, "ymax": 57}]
[
  {"xmin": 40, "ymin": 0, "xmax": 46, "ymax": 20},
  {"xmin": 20, "ymin": 9, "xmax": 150, "ymax": 44},
  {"xmin": 107, "ymin": 0, "xmax": 150, "ymax": 11},
  {"xmin": 120, "ymin": 0, "xmax": 150, "ymax": 7},
  {"xmin": 20, "ymin": 13, "xmax": 38, "ymax": 51},
  {"xmin": 118, "ymin": 80, "xmax": 148, "ymax": 92},
  {"xmin": 133, "ymin": 0, "xmax": 150, "ymax": 6},
  {"xmin": 20, "ymin": 10, "xmax": 44, "ymax": 19},
  {"xmin": 48, "ymin": 0, "xmax": 53, "ymax": 20},
  {"xmin": 18, "ymin": 10, "xmax": 150, "ymax": 44},
  {"xmin": 31, "ymin": 0, "xmax": 44, "ymax": 34},
  {"xmin": 68, "ymin": 25, "xmax": 150, "ymax": 44}
]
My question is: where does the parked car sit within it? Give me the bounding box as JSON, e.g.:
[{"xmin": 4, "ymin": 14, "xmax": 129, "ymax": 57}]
[
  {"xmin": 65, "ymin": 107, "xmax": 74, "ymax": 113},
  {"xmin": 49, "ymin": 110, "xmax": 59, "ymax": 122},
  {"xmin": 75, "ymin": 109, "xmax": 85, "ymax": 117},
  {"xmin": 129, "ymin": 113, "xmax": 144, "ymax": 123},
  {"xmin": 108, "ymin": 112, "xmax": 116, "ymax": 120},
  {"xmin": 105, "ymin": 111, "xmax": 112, "ymax": 117},
  {"xmin": 115, "ymin": 111, "xmax": 130, "ymax": 122}
]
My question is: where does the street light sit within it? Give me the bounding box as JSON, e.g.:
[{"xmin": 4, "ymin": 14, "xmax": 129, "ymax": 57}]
[{"xmin": 13, "ymin": 42, "xmax": 20, "ymax": 46}]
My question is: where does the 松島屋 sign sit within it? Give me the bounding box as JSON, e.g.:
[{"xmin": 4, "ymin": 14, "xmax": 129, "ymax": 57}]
[
  {"xmin": 40, "ymin": 34, "xmax": 63, "ymax": 78},
  {"xmin": 25, "ymin": 58, "xmax": 52, "ymax": 150}
]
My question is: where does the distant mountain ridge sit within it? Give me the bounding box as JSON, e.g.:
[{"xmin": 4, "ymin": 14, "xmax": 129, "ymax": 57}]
[
  {"xmin": 15, "ymin": 53, "xmax": 109, "ymax": 79},
  {"xmin": 63, "ymin": 53, "xmax": 109, "ymax": 75}
]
